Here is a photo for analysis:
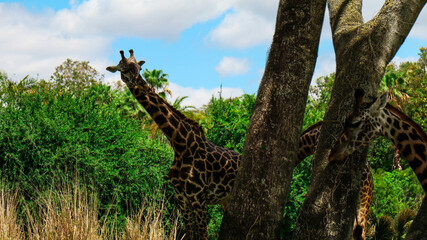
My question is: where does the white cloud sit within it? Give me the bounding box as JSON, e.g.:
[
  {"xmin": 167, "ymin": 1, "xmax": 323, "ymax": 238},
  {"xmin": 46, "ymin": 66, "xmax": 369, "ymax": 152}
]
[
  {"xmin": 390, "ymin": 56, "xmax": 418, "ymax": 65},
  {"xmin": 54, "ymin": 0, "xmax": 231, "ymax": 40},
  {"xmin": 321, "ymin": 1, "xmax": 427, "ymax": 40},
  {"xmin": 215, "ymin": 57, "xmax": 250, "ymax": 78},
  {"xmin": 206, "ymin": 10, "xmax": 274, "ymax": 48},
  {"xmin": 408, "ymin": 10, "xmax": 427, "ymax": 39},
  {"xmin": 232, "ymin": 0, "xmax": 278, "ymax": 20},
  {"xmin": 0, "ymin": 0, "xmax": 233, "ymax": 80},
  {"xmin": 169, "ymin": 82, "xmax": 245, "ymax": 108},
  {"xmin": 312, "ymin": 53, "xmax": 336, "ymax": 81},
  {"xmin": 362, "ymin": 1, "xmax": 427, "ymax": 39},
  {"xmin": 0, "ymin": 3, "xmax": 111, "ymax": 80},
  {"xmin": 205, "ymin": 0, "xmax": 278, "ymax": 48},
  {"xmin": 361, "ymin": 1, "xmax": 383, "ymax": 22}
]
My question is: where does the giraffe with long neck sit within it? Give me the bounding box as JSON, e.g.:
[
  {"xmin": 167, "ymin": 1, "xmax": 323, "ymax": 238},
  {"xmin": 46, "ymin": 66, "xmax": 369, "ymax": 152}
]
[
  {"xmin": 329, "ymin": 90, "xmax": 427, "ymax": 193},
  {"xmin": 107, "ymin": 50, "xmax": 241, "ymax": 239},
  {"xmin": 107, "ymin": 50, "xmax": 374, "ymax": 239}
]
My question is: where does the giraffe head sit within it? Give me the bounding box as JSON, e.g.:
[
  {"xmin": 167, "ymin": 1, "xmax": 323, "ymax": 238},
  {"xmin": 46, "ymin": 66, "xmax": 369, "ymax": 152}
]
[
  {"xmin": 329, "ymin": 90, "xmax": 388, "ymax": 162},
  {"xmin": 106, "ymin": 49, "xmax": 146, "ymax": 87}
]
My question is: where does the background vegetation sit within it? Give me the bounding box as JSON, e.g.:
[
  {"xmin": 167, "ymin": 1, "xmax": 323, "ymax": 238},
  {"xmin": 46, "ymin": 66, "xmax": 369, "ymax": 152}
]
[{"xmin": 0, "ymin": 48, "xmax": 425, "ymax": 239}]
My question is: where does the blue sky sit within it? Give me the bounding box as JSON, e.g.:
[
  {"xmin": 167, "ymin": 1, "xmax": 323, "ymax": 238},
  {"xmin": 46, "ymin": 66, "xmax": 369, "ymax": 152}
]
[{"xmin": 0, "ymin": 0, "xmax": 426, "ymax": 108}]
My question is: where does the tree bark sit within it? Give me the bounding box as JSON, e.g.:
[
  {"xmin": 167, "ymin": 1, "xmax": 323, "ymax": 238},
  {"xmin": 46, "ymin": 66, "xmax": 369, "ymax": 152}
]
[
  {"xmin": 293, "ymin": 0, "xmax": 426, "ymax": 239},
  {"xmin": 405, "ymin": 195, "xmax": 427, "ymax": 240},
  {"xmin": 218, "ymin": 0, "xmax": 326, "ymax": 239}
]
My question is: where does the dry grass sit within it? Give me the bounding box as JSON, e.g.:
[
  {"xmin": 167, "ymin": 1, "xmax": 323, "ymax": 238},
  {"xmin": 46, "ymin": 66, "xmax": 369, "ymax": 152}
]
[
  {"xmin": 0, "ymin": 188, "xmax": 24, "ymax": 239},
  {"xmin": 121, "ymin": 201, "xmax": 179, "ymax": 240},
  {"xmin": 0, "ymin": 182, "xmax": 179, "ymax": 240}
]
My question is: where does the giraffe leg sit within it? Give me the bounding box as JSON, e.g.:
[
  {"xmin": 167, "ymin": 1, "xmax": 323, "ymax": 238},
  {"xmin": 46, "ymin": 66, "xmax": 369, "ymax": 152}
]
[
  {"xmin": 353, "ymin": 162, "xmax": 374, "ymax": 240},
  {"xmin": 193, "ymin": 202, "xmax": 208, "ymax": 240},
  {"xmin": 175, "ymin": 192, "xmax": 195, "ymax": 240}
]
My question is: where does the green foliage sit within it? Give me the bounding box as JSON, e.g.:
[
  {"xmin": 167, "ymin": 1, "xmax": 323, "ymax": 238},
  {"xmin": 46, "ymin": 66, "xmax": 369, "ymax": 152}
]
[
  {"xmin": 202, "ymin": 93, "xmax": 256, "ymax": 153},
  {"xmin": 370, "ymin": 168, "xmax": 423, "ymax": 218},
  {"xmin": 112, "ymin": 87, "xmax": 148, "ymax": 120},
  {"xmin": 303, "ymin": 73, "xmax": 334, "ymax": 129},
  {"xmin": 51, "ymin": 59, "xmax": 103, "ymax": 90},
  {"xmin": 366, "ymin": 208, "xmax": 416, "ymax": 240},
  {"xmin": 381, "ymin": 47, "xmax": 427, "ymax": 129},
  {"xmin": 368, "ymin": 137, "xmax": 396, "ymax": 171},
  {"xmin": 0, "ymin": 73, "xmax": 175, "ymax": 229},
  {"xmin": 207, "ymin": 205, "xmax": 224, "ymax": 240},
  {"xmin": 281, "ymin": 157, "xmax": 312, "ymax": 238}
]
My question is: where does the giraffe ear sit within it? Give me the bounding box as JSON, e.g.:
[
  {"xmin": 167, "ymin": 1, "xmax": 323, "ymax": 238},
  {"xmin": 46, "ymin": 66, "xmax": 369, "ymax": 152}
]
[
  {"xmin": 369, "ymin": 92, "xmax": 388, "ymax": 115},
  {"xmin": 138, "ymin": 60, "xmax": 145, "ymax": 67},
  {"xmin": 106, "ymin": 65, "xmax": 119, "ymax": 73}
]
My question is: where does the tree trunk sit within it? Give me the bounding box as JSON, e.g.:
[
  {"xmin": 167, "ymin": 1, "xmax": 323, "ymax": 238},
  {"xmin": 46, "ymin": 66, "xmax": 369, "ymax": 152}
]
[
  {"xmin": 293, "ymin": 0, "xmax": 426, "ymax": 239},
  {"xmin": 406, "ymin": 195, "xmax": 427, "ymax": 240},
  {"xmin": 218, "ymin": 0, "xmax": 326, "ymax": 239}
]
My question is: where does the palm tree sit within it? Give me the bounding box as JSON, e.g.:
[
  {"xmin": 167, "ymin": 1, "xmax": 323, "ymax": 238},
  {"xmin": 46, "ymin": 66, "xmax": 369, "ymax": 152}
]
[
  {"xmin": 142, "ymin": 69, "xmax": 172, "ymax": 99},
  {"xmin": 112, "ymin": 88, "xmax": 147, "ymax": 120},
  {"xmin": 172, "ymin": 96, "xmax": 195, "ymax": 113},
  {"xmin": 394, "ymin": 209, "xmax": 416, "ymax": 240},
  {"xmin": 366, "ymin": 209, "xmax": 416, "ymax": 240},
  {"xmin": 0, "ymin": 74, "xmax": 37, "ymax": 104}
]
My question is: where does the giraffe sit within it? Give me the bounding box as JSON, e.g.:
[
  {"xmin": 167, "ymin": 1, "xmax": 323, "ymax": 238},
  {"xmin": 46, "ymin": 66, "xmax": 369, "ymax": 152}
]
[
  {"xmin": 107, "ymin": 50, "xmax": 241, "ymax": 239},
  {"xmin": 298, "ymin": 122, "xmax": 374, "ymax": 240},
  {"xmin": 353, "ymin": 161, "xmax": 374, "ymax": 240},
  {"xmin": 329, "ymin": 89, "xmax": 427, "ymax": 194},
  {"xmin": 106, "ymin": 50, "xmax": 375, "ymax": 239}
]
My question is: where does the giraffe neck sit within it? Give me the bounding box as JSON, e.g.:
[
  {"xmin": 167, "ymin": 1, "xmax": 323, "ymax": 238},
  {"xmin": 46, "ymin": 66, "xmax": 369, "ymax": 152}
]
[
  {"xmin": 297, "ymin": 121, "xmax": 322, "ymax": 164},
  {"xmin": 380, "ymin": 104, "xmax": 427, "ymax": 192},
  {"xmin": 125, "ymin": 74, "xmax": 204, "ymax": 152}
]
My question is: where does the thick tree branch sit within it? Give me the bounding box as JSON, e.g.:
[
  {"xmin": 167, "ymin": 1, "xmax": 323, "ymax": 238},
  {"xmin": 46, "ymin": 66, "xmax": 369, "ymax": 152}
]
[
  {"xmin": 329, "ymin": 0, "xmax": 426, "ymax": 70},
  {"xmin": 328, "ymin": 0, "xmax": 363, "ymax": 42},
  {"xmin": 366, "ymin": 0, "xmax": 427, "ymax": 64}
]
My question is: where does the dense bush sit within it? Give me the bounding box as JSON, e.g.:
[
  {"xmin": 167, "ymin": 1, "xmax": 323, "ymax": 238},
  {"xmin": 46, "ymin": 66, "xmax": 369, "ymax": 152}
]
[
  {"xmin": 202, "ymin": 93, "xmax": 256, "ymax": 153},
  {"xmin": 0, "ymin": 75, "xmax": 175, "ymax": 227},
  {"xmin": 371, "ymin": 167, "xmax": 424, "ymax": 218}
]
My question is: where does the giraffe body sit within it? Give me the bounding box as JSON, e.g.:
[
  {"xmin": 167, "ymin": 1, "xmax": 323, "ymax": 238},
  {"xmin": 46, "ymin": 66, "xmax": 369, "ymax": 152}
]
[{"xmin": 107, "ymin": 50, "xmax": 374, "ymax": 239}]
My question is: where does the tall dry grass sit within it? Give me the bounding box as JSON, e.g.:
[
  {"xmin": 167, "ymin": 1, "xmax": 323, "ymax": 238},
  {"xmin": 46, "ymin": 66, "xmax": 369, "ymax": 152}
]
[
  {"xmin": 121, "ymin": 202, "xmax": 180, "ymax": 240},
  {"xmin": 0, "ymin": 188, "xmax": 24, "ymax": 239},
  {"xmin": 0, "ymin": 181, "xmax": 180, "ymax": 240}
]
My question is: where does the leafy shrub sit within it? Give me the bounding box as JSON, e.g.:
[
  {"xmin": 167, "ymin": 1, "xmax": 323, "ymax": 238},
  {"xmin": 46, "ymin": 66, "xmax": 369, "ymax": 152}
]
[
  {"xmin": 202, "ymin": 93, "xmax": 256, "ymax": 153},
  {"xmin": 281, "ymin": 157, "xmax": 312, "ymax": 238},
  {"xmin": 0, "ymin": 77, "xmax": 175, "ymax": 228},
  {"xmin": 371, "ymin": 168, "xmax": 423, "ymax": 218},
  {"xmin": 368, "ymin": 137, "xmax": 396, "ymax": 171}
]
